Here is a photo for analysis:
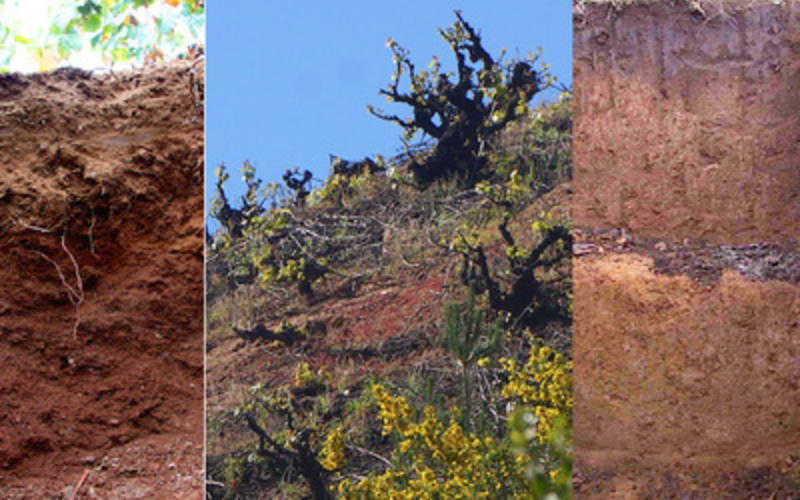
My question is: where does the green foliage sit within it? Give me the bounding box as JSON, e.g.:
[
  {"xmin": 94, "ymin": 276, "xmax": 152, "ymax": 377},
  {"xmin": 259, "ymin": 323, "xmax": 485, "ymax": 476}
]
[
  {"xmin": 370, "ymin": 11, "xmax": 552, "ymax": 186},
  {"xmin": 444, "ymin": 289, "xmax": 503, "ymax": 431},
  {"xmin": 208, "ymin": 159, "xmax": 391, "ymax": 303},
  {"xmin": 223, "ymin": 455, "xmax": 246, "ymax": 499},
  {"xmin": 475, "ymin": 168, "xmax": 531, "ymax": 212},
  {"xmin": 448, "ymin": 200, "xmax": 572, "ymax": 329},
  {"xmin": 209, "ymin": 161, "xmax": 321, "ymax": 298},
  {"xmin": 0, "ymin": 0, "xmax": 203, "ymax": 72},
  {"xmin": 219, "ymin": 374, "xmax": 339, "ymax": 500},
  {"xmin": 444, "ymin": 289, "xmax": 502, "ymax": 370},
  {"xmin": 508, "ymin": 411, "xmax": 572, "ymax": 499},
  {"xmin": 294, "ymin": 361, "xmax": 331, "ymax": 392},
  {"xmin": 313, "ymin": 171, "xmax": 369, "ymax": 207},
  {"xmin": 491, "ymin": 93, "xmax": 573, "ymax": 192}
]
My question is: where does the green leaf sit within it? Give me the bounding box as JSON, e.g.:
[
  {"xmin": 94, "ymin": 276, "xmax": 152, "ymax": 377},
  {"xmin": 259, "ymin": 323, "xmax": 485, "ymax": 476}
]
[
  {"xmin": 82, "ymin": 14, "xmax": 102, "ymax": 33},
  {"xmin": 110, "ymin": 47, "xmax": 130, "ymax": 62},
  {"xmin": 57, "ymin": 29, "xmax": 82, "ymax": 57},
  {"xmin": 90, "ymin": 31, "xmax": 102, "ymax": 48},
  {"xmin": 155, "ymin": 15, "xmax": 176, "ymax": 35},
  {"xmin": 185, "ymin": 11, "xmax": 203, "ymax": 37},
  {"xmin": 76, "ymin": 1, "xmax": 98, "ymax": 17}
]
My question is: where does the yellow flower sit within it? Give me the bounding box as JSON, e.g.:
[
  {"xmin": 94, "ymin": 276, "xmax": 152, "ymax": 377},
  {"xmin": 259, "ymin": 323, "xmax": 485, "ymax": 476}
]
[{"xmin": 319, "ymin": 425, "xmax": 345, "ymax": 471}]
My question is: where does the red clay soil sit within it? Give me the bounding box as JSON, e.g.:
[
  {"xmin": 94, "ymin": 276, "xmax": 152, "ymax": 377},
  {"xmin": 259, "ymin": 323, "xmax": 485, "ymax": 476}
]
[
  {"xmin": 0, "ymin": 59, "xmax": 204, "ymax": 499},
  {"xmin": 574, "ymin": 0, "xmax": 800, "ymax": 244},
  {"xmin": 574, "ymin": 1, "xmax": 800, "ymax": 497}
]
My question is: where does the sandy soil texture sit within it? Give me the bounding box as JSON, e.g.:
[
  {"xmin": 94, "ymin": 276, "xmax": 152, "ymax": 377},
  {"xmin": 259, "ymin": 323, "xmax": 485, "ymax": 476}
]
[
  {"xmin": 574, "ymin": 240, "xmax": 799, "ymax": 498},
  {"xmin": 0, "ymin": 59, "xmax": 204, "ymax": 499}
]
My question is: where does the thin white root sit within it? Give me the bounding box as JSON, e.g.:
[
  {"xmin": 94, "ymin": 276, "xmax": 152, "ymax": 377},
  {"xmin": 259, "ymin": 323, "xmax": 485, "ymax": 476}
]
[
  {"xmin": 31, "ymin": 233, "xmax": 85, "ymax": 340},
  {"xmin": 14, "ymin": 218, "xmax": 55, "ymax": 233}
]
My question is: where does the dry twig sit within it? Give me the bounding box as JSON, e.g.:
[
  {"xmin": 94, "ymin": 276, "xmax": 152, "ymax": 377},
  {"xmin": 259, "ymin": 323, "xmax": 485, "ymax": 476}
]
[{"xmin": 346, "ymin": 444, "xmax": 392, "ymax": 468}]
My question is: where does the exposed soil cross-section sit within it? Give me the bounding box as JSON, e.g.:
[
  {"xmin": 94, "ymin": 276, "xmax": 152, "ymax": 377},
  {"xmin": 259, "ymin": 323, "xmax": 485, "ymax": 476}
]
[{"xmin": 0, "ymin": 58, "xmax": 204, "ymax": 499}]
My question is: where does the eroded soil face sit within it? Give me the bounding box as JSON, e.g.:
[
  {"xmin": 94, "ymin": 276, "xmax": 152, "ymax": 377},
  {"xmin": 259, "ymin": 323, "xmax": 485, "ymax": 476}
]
[
  {"xmin": 0, "ymin": 59, "xmax": 204, "ymax": 499},
  {"xmin": 574, "ymin": 1, "xmax": 800, "ymax": 497}
]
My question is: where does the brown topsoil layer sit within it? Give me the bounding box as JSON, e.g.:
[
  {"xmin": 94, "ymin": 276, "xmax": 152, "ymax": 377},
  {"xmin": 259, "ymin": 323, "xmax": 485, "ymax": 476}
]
[
  {"xmin": 0, "ymin": 59, "xmax": 204, "ymax": 499},
  {"xmin": 574, "ymin": 0, "xmax": 800, "ymax": 244}
]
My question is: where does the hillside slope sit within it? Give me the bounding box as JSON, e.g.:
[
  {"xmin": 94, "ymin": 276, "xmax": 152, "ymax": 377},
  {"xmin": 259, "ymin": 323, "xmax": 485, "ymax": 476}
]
[{"xmin": 205, "ymin": 97, "xmax": 573, "ymax": 499}]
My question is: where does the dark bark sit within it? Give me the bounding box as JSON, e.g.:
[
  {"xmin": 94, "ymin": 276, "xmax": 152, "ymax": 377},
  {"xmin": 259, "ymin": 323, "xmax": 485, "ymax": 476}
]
[
  {"xmin": 244, "ymin": 414, "xmax": 332, "ymax": 500},
  {"xmin": 371, "ymin": 12, "xmax": 543, "ymax": 186},
  {"xmin": 283, "ymin": 168, "xmax": 313, "ymax": 207},
  {"xmin": 463, "ymin": 224, "xmax": 571, "ymax": 325},
  {"xmin": 330, "ymin": 156, "xmax": 385, "ymax": 177},
  {"xmin": 233, "ymin": 323, "xmax": 302, "ymax": 345}
]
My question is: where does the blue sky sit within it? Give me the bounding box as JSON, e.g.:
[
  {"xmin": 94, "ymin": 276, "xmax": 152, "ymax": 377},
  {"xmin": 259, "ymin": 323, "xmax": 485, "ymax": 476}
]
[{"xmin": 206, "ymin": 2, "xmax": 572, "ymax": 222}]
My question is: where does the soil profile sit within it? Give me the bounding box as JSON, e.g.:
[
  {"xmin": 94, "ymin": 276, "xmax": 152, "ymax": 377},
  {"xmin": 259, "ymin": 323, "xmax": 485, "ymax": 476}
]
[
  {"xmin": 0, "ymin": 59, "xmax": 204, "ymax": 498},
  {"xmin": 573, "ymin": 1, "xmax": 800, "ymax": 497}
]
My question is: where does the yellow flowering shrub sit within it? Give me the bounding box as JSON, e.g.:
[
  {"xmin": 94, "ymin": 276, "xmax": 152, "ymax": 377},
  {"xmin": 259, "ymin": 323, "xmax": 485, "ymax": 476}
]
[
  {"xmin": 320, "ymin": 425, "xmax": 346, "ymax": 471},
  {"xmin": 373, "ymin": 384, "xmax": 413, "ymax": 435},
  {"xmin": 332, "ymin": 342, "xmax": 573, "ymax": 499},
  {"xmin": 337, "ymin": 385, "xmax": 525, "ymax": 499},
  {"xmin": 501, "ymin": 343, "xmax": 572, "ymax": 444}
]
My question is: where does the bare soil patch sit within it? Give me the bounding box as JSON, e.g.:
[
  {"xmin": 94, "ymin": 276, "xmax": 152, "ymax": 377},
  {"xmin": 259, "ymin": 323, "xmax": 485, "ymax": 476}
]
[{"xmin": 574, "ymin": 247, "xmax": 800, "ymax": 498}]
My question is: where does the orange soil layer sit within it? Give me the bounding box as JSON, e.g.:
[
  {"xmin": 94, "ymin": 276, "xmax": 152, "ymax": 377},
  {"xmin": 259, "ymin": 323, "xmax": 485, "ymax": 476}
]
[{"xmin": 575, "ymin": 252, "xmax": 800, "ymax": 497}]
